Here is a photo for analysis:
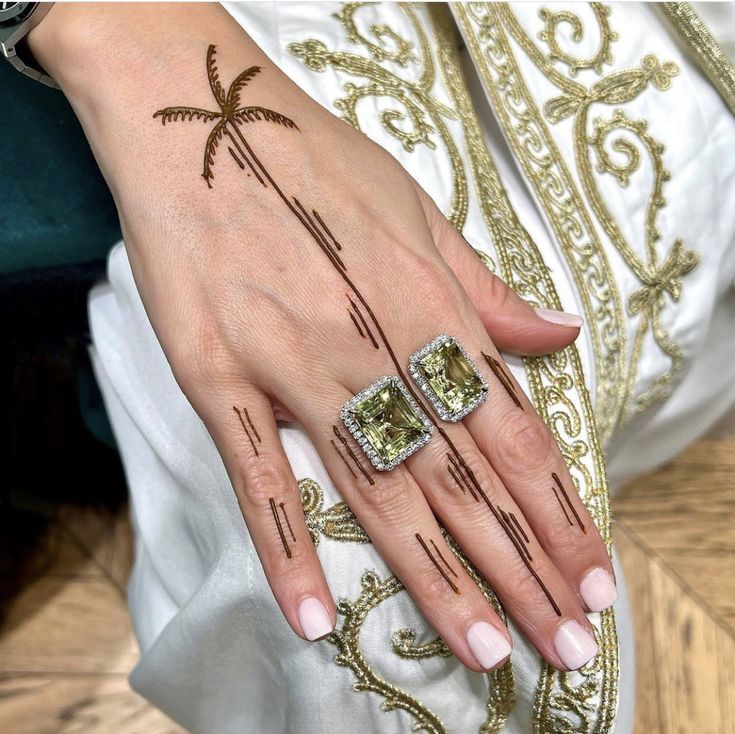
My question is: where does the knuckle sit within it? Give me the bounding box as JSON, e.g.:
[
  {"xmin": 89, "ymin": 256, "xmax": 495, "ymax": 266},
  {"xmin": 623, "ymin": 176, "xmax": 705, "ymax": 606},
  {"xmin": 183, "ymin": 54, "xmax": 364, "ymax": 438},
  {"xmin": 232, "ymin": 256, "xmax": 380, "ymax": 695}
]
[
  {"xmin": 356, "ymin": 470, "xmax": 418, "ymax": 519},
  {"xmin": 236, "ymin": 461, "xmax": 293, "ymax": 506},
  {"xmin": 172, "ymin": 322, "xmax": 232, "ymax": 387},
  {"xmin": 495, "ymin": 411, "xmax": 554, "ymax": 472},
  {"xmin": 398, "ymin": 250, "xmax": 457, "ymax": 313}
]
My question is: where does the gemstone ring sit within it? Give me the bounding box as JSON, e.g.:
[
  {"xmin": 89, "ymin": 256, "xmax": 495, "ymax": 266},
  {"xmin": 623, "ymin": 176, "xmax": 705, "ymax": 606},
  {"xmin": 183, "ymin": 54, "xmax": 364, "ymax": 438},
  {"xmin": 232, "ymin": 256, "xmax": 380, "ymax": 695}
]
[
  {"xmin": 340, "ymin": 375, "xmax": 433, "ymax": 471},
  {"xmin": 408, "ymin": 334, "xmax": 488, "ymax": 422}
]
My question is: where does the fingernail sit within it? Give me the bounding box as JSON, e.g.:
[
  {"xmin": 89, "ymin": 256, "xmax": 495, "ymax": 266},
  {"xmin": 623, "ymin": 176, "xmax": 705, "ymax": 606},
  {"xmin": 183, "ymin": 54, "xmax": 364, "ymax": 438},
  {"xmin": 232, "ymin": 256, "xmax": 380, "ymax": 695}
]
[
  {"xmin": 466, "ymin": 621, "xmax": 512, "ymax": 669},
  {"xmin": 554, "ymin": 620, "xmax": 598, "ymax": 670},
  {"xmin": 534, "ymin": 307, "xmax": 584, "ymax": 328},
  {"xmin": 298, "ymin": 597, "xmax": 333, "ymax": 641},
  {"xmin": 580, "ymin": 567, "xmax": 618, "ymax": 612}
]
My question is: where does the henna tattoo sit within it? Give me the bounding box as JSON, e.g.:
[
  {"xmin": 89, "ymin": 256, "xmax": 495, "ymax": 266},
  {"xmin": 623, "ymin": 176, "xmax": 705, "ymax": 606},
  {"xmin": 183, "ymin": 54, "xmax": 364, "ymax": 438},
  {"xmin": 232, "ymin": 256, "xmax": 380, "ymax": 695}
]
[
  {"xmin": 330, "ymin": 438, "xmax": 357, "ymax": 479},
  {"xmin": 552, "ymin": 472, "xmax": 587, "ymax": 533},
  {"xmin": 348, "ymin": 309, "xmax": 365, "ymax": 338},
  {"xmin": 347, "ymin": 295, "xmax": 378, "ymax": 349},
  {"xmin": 509, "ymin": 512, "xmax": 529, "ymax": 544},
  {"xmin": 416, "ymin": 533, "xmax": 460, "ymax": 594},
  {"xmin": 155, "ymin": 45, "xmax": 560, "ymax": 615},
  {"xmin": 269, "ymin": 497, "xmax": 294, "ymax": 558},
  {"xmin": 481, "ymin": 352, "xmax": 523, "ymax": 410},
  {"xmin": 280, "ymin": 501, "xmax": 297, "ymax": 542},
  {"xmin": 233, "ymin": 405, "xmax": 261, "ymax": 456},
  {"xmin": 499, "ymin": 508, "xmax": 532, "ymax": 562},
  {"xmin": 332, "ymin": 425, "xmax": 375, "ymax": 486}
]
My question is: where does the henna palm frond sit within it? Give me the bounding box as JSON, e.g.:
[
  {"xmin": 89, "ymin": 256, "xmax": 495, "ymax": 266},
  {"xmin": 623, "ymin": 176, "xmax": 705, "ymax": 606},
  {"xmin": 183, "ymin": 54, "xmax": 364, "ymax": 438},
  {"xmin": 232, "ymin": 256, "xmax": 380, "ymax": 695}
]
[
  {"xmin": 202, "ymin": 119, "xmax": 226, "ymax": 187},
  {"xmin": 226, "ymin": 66, "xmax": 263, "ymax": 109},
  {"xmin": 206, "ymin": 44, "xmax": 227, "ymax": 109},
  {"xmin": 232, "ymin": 106, "xmax": 299, "ymax": 130},
  {"xmin": 154, "ymin": 45, "xmax": 299, "ymax": 186},
  {"xmin": 153, "ymin": 107, "xmax": 222, "ymax": 124}
]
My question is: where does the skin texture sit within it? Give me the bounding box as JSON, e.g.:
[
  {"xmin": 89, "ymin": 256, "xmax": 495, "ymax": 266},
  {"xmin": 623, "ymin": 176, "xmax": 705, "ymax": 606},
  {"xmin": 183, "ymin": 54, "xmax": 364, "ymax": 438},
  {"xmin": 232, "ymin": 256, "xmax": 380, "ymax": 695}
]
[{"xmin": 29, "ymin": 3, "xmax": 616, "ymax": 673}]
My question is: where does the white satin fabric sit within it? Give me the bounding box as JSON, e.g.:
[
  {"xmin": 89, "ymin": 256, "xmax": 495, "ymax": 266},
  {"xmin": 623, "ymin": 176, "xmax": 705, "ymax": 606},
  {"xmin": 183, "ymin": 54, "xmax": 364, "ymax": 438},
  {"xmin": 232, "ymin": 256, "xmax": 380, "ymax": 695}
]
[{"xmin": 88, "ymin": 3, "xmax": 735, "ymax": 732}]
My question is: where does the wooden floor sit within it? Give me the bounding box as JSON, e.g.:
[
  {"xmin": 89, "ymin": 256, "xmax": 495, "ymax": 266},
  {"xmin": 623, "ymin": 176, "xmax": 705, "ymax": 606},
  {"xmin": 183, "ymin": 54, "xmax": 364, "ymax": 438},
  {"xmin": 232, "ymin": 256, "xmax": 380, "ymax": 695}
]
[{"xmin": 1, "ymin": 436, "xmax": 733, "ymax": 733}]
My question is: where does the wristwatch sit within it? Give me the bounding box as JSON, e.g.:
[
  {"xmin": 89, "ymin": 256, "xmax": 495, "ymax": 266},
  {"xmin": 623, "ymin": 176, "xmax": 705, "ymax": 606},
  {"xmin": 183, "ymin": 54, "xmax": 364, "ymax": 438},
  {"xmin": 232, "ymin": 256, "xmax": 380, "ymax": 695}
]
[{"xmin": 0, "ymin": 2, "xmax": 57, "ymax": 88}]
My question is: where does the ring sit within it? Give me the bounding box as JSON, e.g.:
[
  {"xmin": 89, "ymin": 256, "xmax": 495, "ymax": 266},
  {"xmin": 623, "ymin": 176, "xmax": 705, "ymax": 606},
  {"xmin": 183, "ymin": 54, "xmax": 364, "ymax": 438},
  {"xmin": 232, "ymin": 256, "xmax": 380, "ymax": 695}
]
[
  {"xmin": 340, "ymin": 375, "xmax": 433, "ymax": 471},
  {"xmin": 408, "ymin": 334, "xmax": 488, "ymax": 422}
]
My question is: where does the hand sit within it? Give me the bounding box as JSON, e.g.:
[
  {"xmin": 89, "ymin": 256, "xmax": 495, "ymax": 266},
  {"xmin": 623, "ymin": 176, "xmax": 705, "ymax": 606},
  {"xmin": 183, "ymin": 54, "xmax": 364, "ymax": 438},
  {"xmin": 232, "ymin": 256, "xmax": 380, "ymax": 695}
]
[{"xmin": 30, "ymin": 3, "xmax": 616, "ymax": 672}]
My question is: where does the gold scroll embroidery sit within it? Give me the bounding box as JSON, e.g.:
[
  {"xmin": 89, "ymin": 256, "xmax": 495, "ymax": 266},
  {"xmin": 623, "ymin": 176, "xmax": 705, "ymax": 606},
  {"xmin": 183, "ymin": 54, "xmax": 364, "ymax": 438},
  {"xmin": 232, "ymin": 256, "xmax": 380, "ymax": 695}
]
[{"xmin": 492, "ymin": 2, "xmax": 699, "ymax": 428}]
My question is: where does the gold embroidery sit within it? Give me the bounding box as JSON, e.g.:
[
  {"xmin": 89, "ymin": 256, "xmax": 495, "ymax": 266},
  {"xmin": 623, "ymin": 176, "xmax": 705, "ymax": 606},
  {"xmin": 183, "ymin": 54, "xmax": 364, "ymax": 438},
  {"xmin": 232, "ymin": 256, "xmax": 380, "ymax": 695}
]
[
  {"xmin": 444, "ymin": 4, "xmax": 618, "ymax": 731},
  {"xmin": 453, "ymin": 2, "xmax": 627, "ymax": 444},
  {"xmin": 288, "ymin": 3, "xmax": 469, "ymax": 230},
  {"xmin": 391, "ymin": 628, "xmax": 452, "ymax": 659},
  {"xmin": 500, "ymin": 3, "xmax": 699, "ymax": 422},
  {"xmin": 661, "ymin": 2, "xmax": 735, "ymax": 117},
  {"xmin": 299, "ymin": 478, "xmax": 369, "ymax": 545},
  {"xmin": 538, "ymin": 4, "xmax": 617, "ymax": 75}
]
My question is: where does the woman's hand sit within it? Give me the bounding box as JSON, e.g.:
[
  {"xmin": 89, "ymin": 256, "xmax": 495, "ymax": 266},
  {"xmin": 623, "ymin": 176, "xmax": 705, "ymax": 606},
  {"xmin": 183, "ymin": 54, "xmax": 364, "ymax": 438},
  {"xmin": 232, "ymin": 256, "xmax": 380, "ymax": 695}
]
[{"xmin": 30, "ymin": 3, "xmax": 616, "ymax": 672}]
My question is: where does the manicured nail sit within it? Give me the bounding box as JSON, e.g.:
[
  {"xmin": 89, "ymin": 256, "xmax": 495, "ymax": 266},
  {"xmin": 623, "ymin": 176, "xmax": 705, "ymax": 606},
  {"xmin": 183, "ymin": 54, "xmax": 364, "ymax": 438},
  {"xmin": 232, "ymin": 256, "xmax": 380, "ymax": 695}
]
[
  {"xmin": 466, "ymin": 621, "xmax": 512, "ymax": 670},
  {"xmin": 298, "ymin": 597, "xmax": 333, "ymax": 641},
  {"xmin": 580, "ymin": 567, "xmax": 618, "ymax": 612},
  {"xmin": 535, "ymin": 307, "xmax": 584, "ymax": 328},
  {"xmin": 554, "ymin": 620, "xmax": 598, "ymax": 670}
]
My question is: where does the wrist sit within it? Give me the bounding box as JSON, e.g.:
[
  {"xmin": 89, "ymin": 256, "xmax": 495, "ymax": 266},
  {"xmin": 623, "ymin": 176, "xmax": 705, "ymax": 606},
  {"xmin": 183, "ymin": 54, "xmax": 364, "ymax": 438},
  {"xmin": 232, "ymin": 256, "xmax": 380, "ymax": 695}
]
[{"xmin": 27, "ymin": 3, "xmax": 242, "ymax": 103}]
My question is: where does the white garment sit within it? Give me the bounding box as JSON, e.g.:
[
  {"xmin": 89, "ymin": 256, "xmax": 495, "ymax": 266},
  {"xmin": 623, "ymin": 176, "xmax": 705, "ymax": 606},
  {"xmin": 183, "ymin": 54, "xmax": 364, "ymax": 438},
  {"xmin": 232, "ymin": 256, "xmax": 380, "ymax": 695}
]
[{"xmin": 88, "ymin": 3, "xmax": 735, "ymax": 732}]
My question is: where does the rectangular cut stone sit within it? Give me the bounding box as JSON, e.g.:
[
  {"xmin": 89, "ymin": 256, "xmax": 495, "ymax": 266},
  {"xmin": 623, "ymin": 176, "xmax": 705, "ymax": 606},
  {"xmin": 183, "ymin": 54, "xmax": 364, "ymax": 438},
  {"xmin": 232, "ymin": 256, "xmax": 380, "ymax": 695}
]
[
  {"xmin": 352, "ymin": 383, "xmax": 428, "ymax": 465},
  {"xmin": 417, "ymin": 340, "xmax": 485, "ymax": 415}
]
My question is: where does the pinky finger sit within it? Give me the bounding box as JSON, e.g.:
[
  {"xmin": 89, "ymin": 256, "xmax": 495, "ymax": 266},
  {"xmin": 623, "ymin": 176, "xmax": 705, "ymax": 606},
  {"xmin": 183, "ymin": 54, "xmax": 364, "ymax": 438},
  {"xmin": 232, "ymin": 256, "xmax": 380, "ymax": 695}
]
[{"xmin": 202, "ymin": 382, "xmax": 336, "ymax": 642}]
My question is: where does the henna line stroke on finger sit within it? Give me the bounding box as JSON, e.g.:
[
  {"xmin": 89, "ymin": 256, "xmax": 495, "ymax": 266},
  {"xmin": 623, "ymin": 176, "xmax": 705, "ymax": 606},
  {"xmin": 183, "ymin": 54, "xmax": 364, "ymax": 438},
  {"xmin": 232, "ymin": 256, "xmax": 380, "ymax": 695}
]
[
  {"xmin": 155, "ymin": 47, "xmax": 559, "ymax": 613},
  {"xmin": 552, "ymin": 484, "xmax": 574, "ymax": 527},
  {"xmin": 416, "ymin": 533, "xmax": 460, "ymax": 594},
  {"xmin": 330, "ymin": 438, "xmax": 357, "ymax": 479},
  {"xmin": 280, "ymin": 501, "xmax": 297, "ymax": 542},
  {"xmin": 509, "ymin": 512, "xmax": 529, "ymax": 543},
  {"xmin": 447, "ymin": 462, "xmax": 466, "ymax": 495},
  {"xmin": 499, "ymin": 508, "xmax": 532, "ymax": 562},
  {"xmin": 429, "ymin": 538, "xmax": 459, "ymax": 578},
  {"xmin": 332, "ymin": 425, "xmax": 375, "ymax": 486},
  {"xmin": 552, "ymin": 472, "xmax": 586, "ymax": 533},
  {"xmin": 481, "ymin": 352, "xmax": 523, "ymax": 410},
  {"xmin": 233, "ymin": 405, "xmax": 260, "ymax": 456},
  {"xmin": 270, "ymin": 497, "xmax": 292, "ymax": 558}
]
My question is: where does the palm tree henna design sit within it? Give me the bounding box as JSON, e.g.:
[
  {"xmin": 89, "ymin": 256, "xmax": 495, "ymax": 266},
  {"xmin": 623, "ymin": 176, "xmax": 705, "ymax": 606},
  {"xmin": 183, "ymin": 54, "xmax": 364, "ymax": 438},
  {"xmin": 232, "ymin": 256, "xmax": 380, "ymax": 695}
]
[
  {"xmin": 415, "ymin": 533, "xmax": 460, "ymax": 595},
  {"xmin": 551, "ymin": 472, "xmax": 586, "ymax": 533},
  {"xmin": 269, "ymin": 497, "xmax": 296, "ymax": 558},
  {"xmin": 153, "ymin": 44, "xmax": 559, "ymax": 615},
  {"xmin": 481, "ymin": 352, "xmax": 523, "ymax": 410},
  {"xmin": 233, "ymin": 405, "xmax": 261, "ymax": 456}
]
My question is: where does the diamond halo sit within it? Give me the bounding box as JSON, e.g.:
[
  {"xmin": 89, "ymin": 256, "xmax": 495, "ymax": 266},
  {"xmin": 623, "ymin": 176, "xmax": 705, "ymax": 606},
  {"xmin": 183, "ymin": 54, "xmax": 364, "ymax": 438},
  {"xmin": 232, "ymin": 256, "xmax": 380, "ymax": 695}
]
[
  {"xmin": 340, "ymin": 375, "xmax": 433, "ymax": 472},
  {"xmin": 408, "ymin": 334, "xmax": 488, "ymax": 422}
]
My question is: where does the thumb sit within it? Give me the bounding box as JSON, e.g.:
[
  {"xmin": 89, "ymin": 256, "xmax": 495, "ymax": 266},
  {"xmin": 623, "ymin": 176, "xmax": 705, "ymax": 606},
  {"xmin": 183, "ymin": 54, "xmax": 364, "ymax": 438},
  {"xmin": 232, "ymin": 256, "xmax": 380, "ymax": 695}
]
[{"xmin": 416, "ymin": 185, "xmax": 582, "ymax": 356}]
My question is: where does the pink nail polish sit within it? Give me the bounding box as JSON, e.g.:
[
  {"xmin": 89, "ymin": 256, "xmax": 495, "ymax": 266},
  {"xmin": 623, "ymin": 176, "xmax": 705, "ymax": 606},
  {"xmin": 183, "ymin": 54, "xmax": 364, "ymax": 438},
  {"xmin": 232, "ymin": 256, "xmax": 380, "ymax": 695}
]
[
  {"xmin": 580, "ymin": 567, "xmax": 618, "ymax": 612},
  {"xmin": 534, "ymin": 307, "xmax": 584, "ymax": 328},
  {"xmin": 298, "ymin": 597, "xmax": 333, "ymax": 641},
  {"xmin": 554, "ymin": 620, "xmax": 598, "ymax": 670},
  {"xmin": 466, "ymin": 621, "xmax": 512, "ymax": 669}
]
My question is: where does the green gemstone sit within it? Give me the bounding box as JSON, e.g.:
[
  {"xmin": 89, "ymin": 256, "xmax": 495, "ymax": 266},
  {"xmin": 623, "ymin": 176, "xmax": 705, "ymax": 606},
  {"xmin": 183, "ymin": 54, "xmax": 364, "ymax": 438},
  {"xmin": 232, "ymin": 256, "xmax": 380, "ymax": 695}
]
[
  {"xmin": 352, "ymin": 383, "xmax": 428, "ymax": 465},
  {"xmin": 417, "ymin": 340, "xmax": 484, "ymax": 414}
]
